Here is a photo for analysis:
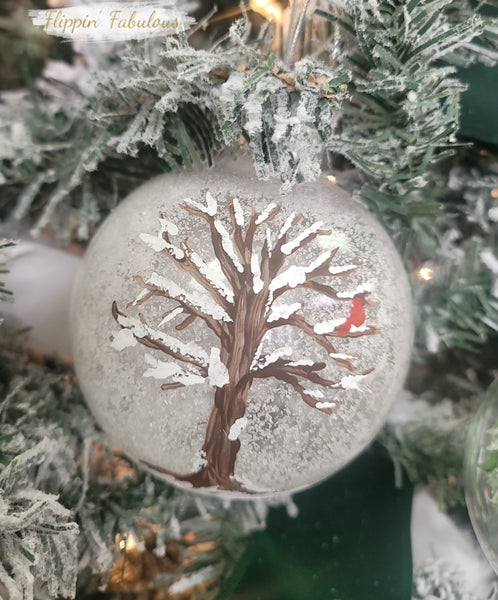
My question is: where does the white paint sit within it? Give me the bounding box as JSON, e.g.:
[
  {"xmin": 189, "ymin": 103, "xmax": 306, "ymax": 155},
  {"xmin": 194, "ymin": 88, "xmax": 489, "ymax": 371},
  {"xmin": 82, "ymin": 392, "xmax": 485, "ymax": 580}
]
[
  {"xmin": 159, "ymin": 218, "xmax": 179, "ymax": 236},
  {"xmin": 281, "ymin": 221, "xmax": 324, "ymax": 255},
  {"xmin": 349, "ymin": 324, "xmax": 368, "ymax": 333},
  {"xmin": 313, "ymin": 318, "xmax": 346, "ymax": 335},
  {"xmin": 307, "ymin": 250, "xmax": 333, "ymax": 273},
  {"xmin": 329, "ymin": 352, "xmax": 355, "ymax": 360},
  {"xmin": 28, "ymin": 4, "xmax": 193, "ymax": 42},
  {"xmin": 251, "ymin": 253, "xmax": 264, "ymax": 294},
  {"xmin": 270, "ymin": 250, "xmax": 335, "ymax": 293},
  {"xmin": 146, "ymin": 272, "xmax": 232, "ymax": 322},
  {"xmin": 158, "ymin": 307, "xmax": 184, "ymax": 328},
  {"xmin": 207, "ymin": 347, "xmax": 229, "ymax": 387},
  {"xmin": 340, "ymin": 374, "xmax": 366, "ymax": 390},
  {"xmin": 252, "ymin": 346, "xmax": 293, "ymax": 371},
  {"xmin": 139, "ymin": 232, "xmax": 167, "ymax": 252},
  {"xmin": 132, "ymin": 288, "xmax": 149, "ymax": 305},
  {"xmin": 116, "ymin": 313, "xmax": 209, "ymax": 365},
  {"xmin": 214, "ymin": 220, "xmax": 244, "ymax": 273},
  {"xmin": 228, "ymin": 416, "xmax": 248, "ymax": 441},
  {"xmin": 184, "ymin": 192, "xmax": 218, "ymax": 216},
  {"xmin": 255, "ymin": 202, "xmax": 277, "ymax": 225},
  {"xmin": 266, "ymin": 228, "xmax": 273, "ymax": 256},
  {"xmin": 250, "ymin": 336, "xmax": 266, "ymax": 371},
  {"xmin": 139, "ymin": 232, "xmax": 184, "ymax": 260},
  {"xmin": 481, "ymin": 248, "xmax": 498, "ymax": 274},
  {"xmin": 110, "ymin": 328, "xmax": 137, "ymax": 350},
  {"xmin": 329, "ymin": 264, "xmax": 358, "ymax": 274},
  {"xmin": 232, "ymin": 197, "xmax": 245, "ymax": 226},
  {"xmin": 190, "ymin": 251, "xmax": 234, "ymax": 302},
  {"xmin": 269, "ymin": 264, "xmax": 307, "ymax": 291},
  {"xmin": 336, "ymin": 282, "xmax": 373, "ymax": 298},
  {"xmin": 143, "ymin": 354, "xmax": 205, "ymax": 386},
  {"xmin": 205, "ymin": 191, "xmax": 218, "ymax": 216},
  {"xmin": 287, "ymin": 359, "xmax": 314, "ymax": 367},
  {"xmin": 316, "ymin": 400, "xmax": 338, "ymax": 409},
  {"xmin": 278, "ymin": 213, "xmax": 296, "ymax": 240},
  {"xmin": 303, "ymin": 389, "xmax": 325, "ymax": 399},
  {"xmin": 267, "ymin": 302, "xmax": 301, "ymax": 322}
]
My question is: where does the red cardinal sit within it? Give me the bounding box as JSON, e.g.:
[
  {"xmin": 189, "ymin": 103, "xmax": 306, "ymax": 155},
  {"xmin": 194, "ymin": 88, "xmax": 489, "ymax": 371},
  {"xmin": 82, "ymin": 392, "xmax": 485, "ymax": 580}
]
[{"xmin": 338, "ymin": 297, "xmax": 366, "ymax": 337}]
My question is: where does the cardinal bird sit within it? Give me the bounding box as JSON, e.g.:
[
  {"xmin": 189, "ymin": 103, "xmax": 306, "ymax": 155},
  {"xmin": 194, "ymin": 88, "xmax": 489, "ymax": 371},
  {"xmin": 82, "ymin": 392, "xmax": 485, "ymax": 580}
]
[{"xmin": 337, "ymin": 297, "xmax": 366, "ymax": 337}]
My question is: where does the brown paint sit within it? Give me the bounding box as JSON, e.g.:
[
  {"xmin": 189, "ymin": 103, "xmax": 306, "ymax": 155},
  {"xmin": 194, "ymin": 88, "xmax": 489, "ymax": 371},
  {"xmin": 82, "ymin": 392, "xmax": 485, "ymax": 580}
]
[{"xmin": 113, "ymin": 195, "xmax": 377, "ymax": 493}]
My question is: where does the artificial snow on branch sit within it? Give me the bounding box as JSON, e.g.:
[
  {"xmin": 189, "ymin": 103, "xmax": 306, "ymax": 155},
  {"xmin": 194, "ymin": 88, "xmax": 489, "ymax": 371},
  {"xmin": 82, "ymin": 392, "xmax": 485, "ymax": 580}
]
[{"xmin": 2, "ymin": 0, "xmax": 494, "ymax": 243}]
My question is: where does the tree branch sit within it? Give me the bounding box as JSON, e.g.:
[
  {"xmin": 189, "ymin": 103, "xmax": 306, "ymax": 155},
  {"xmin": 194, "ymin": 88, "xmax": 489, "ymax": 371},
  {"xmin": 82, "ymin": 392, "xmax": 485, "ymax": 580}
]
[
  {"xmin": 112, "ymin": 301, "xmax": 209, "ymax": 374},
  {"xmin": 265, "ymin": 313, "xmax": 356, "ymax": 371},
  {"xmin": 182, "ymin": 201, "xmax": 243, "ymax": 291},
  {"xmin": 178, "ymin": 238, "xmax": 234, "ymax": 315},
  {"xmin": 133, "ymin": 274, "xmax": 229, "ymax": 342},
  {"xmin": 228, "ymin": 196, "xmax": 249, "ymax": 266},
  {"xmin": 254, "ymin": 360, "xmax": 343, "ymax": 415}
]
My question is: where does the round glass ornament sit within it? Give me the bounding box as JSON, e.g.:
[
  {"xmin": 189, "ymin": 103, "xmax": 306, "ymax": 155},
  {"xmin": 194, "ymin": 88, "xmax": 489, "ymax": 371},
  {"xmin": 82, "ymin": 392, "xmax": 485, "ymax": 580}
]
[
  {"xmin": 465, "ymin": 380, "xmax": 498, "ymax": 574},
  {"xmin": 71, "ymin": 157, "xmax": 413, "ymax": 498}
]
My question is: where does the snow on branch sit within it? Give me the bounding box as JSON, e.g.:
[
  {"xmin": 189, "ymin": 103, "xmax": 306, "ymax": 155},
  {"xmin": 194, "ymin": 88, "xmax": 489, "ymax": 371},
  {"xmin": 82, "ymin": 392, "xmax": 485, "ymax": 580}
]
[
  {"xmin": 280, "ymin": 221, "xmax": 329, "ymax": 255},
  {"xmin": 112, "ymin": 303, "xmax": 209, "ymax": 370},
  {"xmin": 144, "ymin": 354, "xmax": 206, "ymax": 389},
  {"xmin": 139, "ymin": 272, "xmax": 232, "ymax": 323},
  {"xmin": 268, "ymin": 250, "xmax": 335, "ymax": 294},
  {"xmin": 182, "ymin": 194, "xmax": 246, "ymax": 288},
  {"xmin": 183, "ymin": 191, "xmax": 218, "ymax": 217}
]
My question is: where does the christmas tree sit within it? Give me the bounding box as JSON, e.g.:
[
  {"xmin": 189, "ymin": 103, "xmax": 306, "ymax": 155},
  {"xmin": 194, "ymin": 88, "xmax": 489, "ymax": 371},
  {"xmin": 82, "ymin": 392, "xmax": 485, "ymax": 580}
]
[{"xmin": 1, "ymin": 0, "xmax": 498, "ymax": 598}]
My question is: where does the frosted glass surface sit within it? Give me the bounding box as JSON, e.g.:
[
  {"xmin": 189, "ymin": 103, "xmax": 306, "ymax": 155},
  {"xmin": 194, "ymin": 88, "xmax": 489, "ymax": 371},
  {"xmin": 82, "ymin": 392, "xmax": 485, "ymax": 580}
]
[{"xmin": 71, "ymin": 158, "xmax": 413, "ymax": 497}]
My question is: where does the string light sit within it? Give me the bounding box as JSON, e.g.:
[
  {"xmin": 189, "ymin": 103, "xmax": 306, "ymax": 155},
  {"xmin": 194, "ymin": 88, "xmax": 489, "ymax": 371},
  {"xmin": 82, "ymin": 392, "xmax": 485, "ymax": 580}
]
[
  {"xmin": 115, "ymin": 532, "xmax": 137, "ymax": 552},
  {"xmin": 326, "ymin": 175, "xmax": 337, "ymax": 183},
  {"xmin": 418, "ymin": 266, "xmax": 433, "ymax": 281},
  {"xmin": 491, "ymin": 188, "xmax": 498, "ymax": 199},
  {"xmin": 249, "ymin": 0, "xmax": 283, "ymax": 21}
]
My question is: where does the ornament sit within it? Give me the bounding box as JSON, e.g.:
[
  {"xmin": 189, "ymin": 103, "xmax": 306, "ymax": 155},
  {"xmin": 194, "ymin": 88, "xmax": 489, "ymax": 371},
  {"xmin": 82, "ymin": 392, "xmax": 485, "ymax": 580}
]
[
  {"xmin": 71, "ymin": 157, "xmax": 413, "ymax": 497},
  {"xmin": 465, "ymin": 379, "xmax": 498, "ymax": 575}
]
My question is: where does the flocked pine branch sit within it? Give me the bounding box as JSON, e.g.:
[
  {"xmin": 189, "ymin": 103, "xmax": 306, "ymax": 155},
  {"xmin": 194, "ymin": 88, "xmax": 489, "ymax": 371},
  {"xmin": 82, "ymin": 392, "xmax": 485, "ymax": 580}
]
[
  {"xmin": 2, "ymin": 0, "xmax": 495, "ymax": 241},
  {"xmin": 380, "ymin": 391, "xmax": 471, "ymax": 508},
  {"xmin": 413, "ymin": 153, "xmax": 498, "ymax": 353},
  {"xmin": 0, "ymin": 17, "xmax": 349, "ymax": 240},
  {"xmin": 318, "ymin": 0, "xmax": 489, "ymax": 222}
]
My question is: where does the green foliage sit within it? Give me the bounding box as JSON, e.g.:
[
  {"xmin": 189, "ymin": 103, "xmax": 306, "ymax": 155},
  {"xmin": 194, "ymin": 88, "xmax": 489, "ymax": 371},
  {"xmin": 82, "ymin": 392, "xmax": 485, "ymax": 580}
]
[
  {"xmin": 414, "ymin": 155, "xmax": 498, "ymax": 352},
  {"xmin": 0, "ymin": 1, "xmax": 59, "ymax": 90},
  {"xmin": 319, "ymin": 0, "xmax": 488, "ymax": 220},
  {"xmin": 380, "ymin": 393, "xmax": 469, "ymax": 507}
]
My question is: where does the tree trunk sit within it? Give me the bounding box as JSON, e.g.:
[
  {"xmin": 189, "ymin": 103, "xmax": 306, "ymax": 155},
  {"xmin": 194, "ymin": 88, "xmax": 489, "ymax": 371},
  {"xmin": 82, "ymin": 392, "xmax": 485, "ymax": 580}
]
[
  {"xmin": 177, "ymin": 288, "xmax": 265, "ymax": 491},
  {"xmin": 184, "ymin": 379, "xmax": 252, "ymax": 490},
  {"xmin": 142, "ymin": 288, "xmax": 266, "ymax": 492}
]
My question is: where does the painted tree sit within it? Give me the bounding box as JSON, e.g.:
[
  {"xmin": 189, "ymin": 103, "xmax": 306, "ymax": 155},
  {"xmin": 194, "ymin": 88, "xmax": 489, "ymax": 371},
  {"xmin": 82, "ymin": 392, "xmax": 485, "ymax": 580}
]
[{"xmin": 112, "ymin": 192, "xmax": 376, "ymax": 492}]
